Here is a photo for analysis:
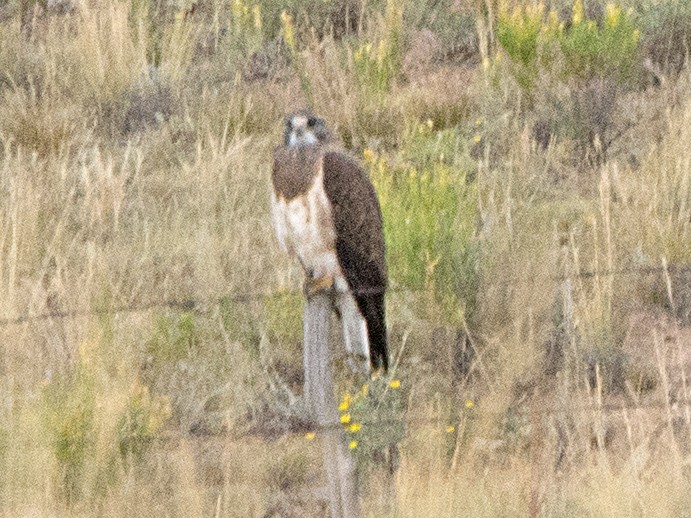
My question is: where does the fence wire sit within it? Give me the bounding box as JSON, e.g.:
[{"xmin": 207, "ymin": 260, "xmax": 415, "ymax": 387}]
[
  {"xmin": 0, "ymin": 263, "xmax": 689, "ymax": 328},
  {"xmin": 1, "ymin": 262, "xmax": 690, "ymax": 446},
  {"xmin": 191, "ymin": 396, "xmax": 690, "ymax": 445}
]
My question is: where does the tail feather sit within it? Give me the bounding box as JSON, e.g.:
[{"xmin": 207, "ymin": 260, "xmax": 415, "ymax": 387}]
[{"xmin": 359, "ymin": 292, "xmax": 388, "ymax": 372}]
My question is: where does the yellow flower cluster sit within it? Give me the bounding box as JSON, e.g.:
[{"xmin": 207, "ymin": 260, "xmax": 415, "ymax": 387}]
[
  {"xmin": 605, "ymin": 3, "xmax": 621, "ymax": 28},
  {"xmin": 572, "ymin": 0, "xmax": 584, "ymax": 25},
  {"xmin": 280, "ymin": 11, "xmax": 296, "ymax": 52}
]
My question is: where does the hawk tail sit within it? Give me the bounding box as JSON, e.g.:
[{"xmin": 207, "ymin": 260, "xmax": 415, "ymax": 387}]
[{"xmin": 361, "ymin": 292, "xmax": 388, "ymax": 372}]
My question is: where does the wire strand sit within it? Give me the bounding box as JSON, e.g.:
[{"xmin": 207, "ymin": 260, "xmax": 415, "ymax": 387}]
[{"xmin": 0, "ymin": 263, "xmax": 688, "ymax": 327}]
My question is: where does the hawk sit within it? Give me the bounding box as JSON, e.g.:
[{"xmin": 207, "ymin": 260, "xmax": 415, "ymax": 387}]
[{"xmin": 270, "ymin": 110, "xmax": 388, "ymax": 373}]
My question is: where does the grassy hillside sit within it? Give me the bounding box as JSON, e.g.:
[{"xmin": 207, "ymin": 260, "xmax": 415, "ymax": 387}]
[{"xmin": 0, "ymin": 0, "xmax": 690, "ymax": 515}]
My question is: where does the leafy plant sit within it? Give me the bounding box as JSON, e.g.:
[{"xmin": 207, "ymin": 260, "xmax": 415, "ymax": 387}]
[
  {"xmin": 369, "ymin": 138, "xmax": 478, "ymax": 324},
  {"xmin": 337, "ymin": 377, "xmax": 406, "ymax": 473},
  {"xmin": 118, "ymin": 377, "xmax": 172, "ymax": 462},
  {"xmin": 146, "ymin": 311, "xmax": 199, "ymax": 364},
  {"xmin": 496, "ymin": 0, "xmax": 642, "ymax": 99},
  {"xmin": 43, "ymin": 368, "xmax": 96, "ymax": 504},
  {"xmin": 637, "ymin": 0, "xmax": 691, "ymax": 74},
  {"xmin": 351, "ymin": 0, "xmax": 403, "ymax": 96}
]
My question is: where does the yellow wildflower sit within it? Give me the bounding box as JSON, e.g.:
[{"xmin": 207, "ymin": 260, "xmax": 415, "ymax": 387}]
[
  {"xmin": 305, "ymin": 432, "xmax": 316, "ymax": 441},
  {"xmin": 472, "ymin": 134, "xmax": 482, "ymax": 143},
  {"xmin": 348, "ymin": 440, "xmax": 358, "ymax": 449},
  {"xmin": 338, "ymin": 392, "xmax": 351, "ymax": 412},
  {"xmin": 446, "ymin": 425, "xmax": 456, "ymax": 433},
  {"xmin": 340, "ymin": 413, "xmax": 351, "ymax": 424},
  {"xmin": 572, "ymin": 0, "xmax": 583, "ymax": 25},
  {"xmin": 465, "ymin": 399, "xmax": 474, "ymax": 409},
  {"xmin": 349, "ymin": 423, "xmax": 362, "ymax": 433},
  {"xmin": 389, "ymin": 379, "xmax": 401, "ymax": 389},
  {"xmin": 605, "ymin": 3, "xmax": 620, "ymax": 27},
  {"xmin": 281, "ymin": 11, "xmax": 296, "ymax": 52},
  {"xmin": 339, "ymin": 392, "xmax": 351, "ymax": 408},
  {"xmin": 252, "ymin": 5, "xmax": 262, "ymax": 30}
]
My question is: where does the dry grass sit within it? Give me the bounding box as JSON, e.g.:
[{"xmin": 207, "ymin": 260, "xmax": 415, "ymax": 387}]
[{"xmin": 0, "ymin": 0, "xmax": 690, "ymax": 516}]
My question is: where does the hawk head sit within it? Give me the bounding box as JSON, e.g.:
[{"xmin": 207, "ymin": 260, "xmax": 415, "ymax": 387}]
[{"xmin": 284, "ymin": 109, "xmax": 332, "ymax": 148}]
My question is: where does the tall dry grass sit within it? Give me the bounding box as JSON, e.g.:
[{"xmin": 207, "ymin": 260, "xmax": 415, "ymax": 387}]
[{"xmin": 0, "ymin": 0, "xmax": 690, "ymax": 516}]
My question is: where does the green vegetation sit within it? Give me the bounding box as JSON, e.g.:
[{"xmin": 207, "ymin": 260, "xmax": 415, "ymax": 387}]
[{"xmin": 0, "ymin": 0, "xmax": 689, "ymax": 515}]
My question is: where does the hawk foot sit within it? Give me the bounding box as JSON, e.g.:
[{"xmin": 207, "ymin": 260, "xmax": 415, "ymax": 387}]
[
  {"xmin": 370, "ymin": 367, "xmax": 385, "ymax": 381},
  {"xmin": 304, "ymin": 275, "xmax": 334, "ymax": 298}
]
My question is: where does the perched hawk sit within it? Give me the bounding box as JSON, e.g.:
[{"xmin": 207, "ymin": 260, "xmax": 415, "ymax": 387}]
[{"xmin": 271, "ymin": 110, "xmax": 388, "ymax": 373}]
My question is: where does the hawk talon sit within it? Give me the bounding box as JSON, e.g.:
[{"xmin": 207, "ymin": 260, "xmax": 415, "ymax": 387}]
[
  {"xmin": 304, "ymin": 275, "xmax": 335, "ymax": 298},
  {"xmin": 370, "ymin": 367, "xmax": 385, "ymax": 381}
]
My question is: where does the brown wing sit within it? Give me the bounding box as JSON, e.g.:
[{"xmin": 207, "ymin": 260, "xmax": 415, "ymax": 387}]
[{"xmin": 321, "ymin": 151, "xmax": 388, "ymax": 371}]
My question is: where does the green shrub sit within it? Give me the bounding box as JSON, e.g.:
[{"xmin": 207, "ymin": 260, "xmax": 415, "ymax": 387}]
[
  {"xmin": 118, "ymin": 378, "xmax": 172, "ymax": 462},
  {"xmin": 496, "ymin": 2, "xmax": 546, "ymax": 95},
  {"xmin": 637, "ymin": 0, "xmax": 691, "ymax": 74},
  {"xmin": 369, "ymin": 137, "xmax": 478, "ymax": 323},
  {"xmin": 337, "ymin": 377, "xmax": 406, "ymax": 473},
  {"xmin": 560, "ymin": 3, "xmax": 641, "ymax": 86},
  {"xmin": 351, "ymin": 0, "xmax": 403, "ymax": 96},
  {"xmin": 146, "ymin": 312, "xmax": 199, "ymax": 364},
  {"xmin": 43, "ymin": 370, "xmax": 96, "ymax": 504},
  {"xmin": 496, "ymin": 0, "xmax": 642, "ymax": 99}
]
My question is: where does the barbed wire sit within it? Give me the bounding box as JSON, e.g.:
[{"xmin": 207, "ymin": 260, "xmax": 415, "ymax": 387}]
[
  {"xmin": 0, "ymin": 263, "xmax": 689, "ymax": 328},
  {"xmin": 185, "ymin": 396, "xmax": 690, "ymax": 446}
]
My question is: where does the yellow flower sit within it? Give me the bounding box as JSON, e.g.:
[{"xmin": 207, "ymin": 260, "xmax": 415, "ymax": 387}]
[
  {"xmin": 305, "ymin": 432, "xmax": 316, "ymax": 441},
  {"xmin": 547, "ymin": 10, "xmax": 559, "ymax": 30},
  {"xmin": 472, "ymin": 134, "xmax": 482, "ymax": 143},
  {"xmin": 281, "ymin": 11, "xmax": 296, "ymax": 51},
  {"xmin": 446, "ymin": 425, "xmax": 455, "ymax": 433},
  {"xmin": 348, "ymin": 440, "xmax": 358, "ymax": 449},
  {"xmin": 572, "ymin": 0, "xmax": 584, "ymax": 25},
  {"xmin": 252, "ymin": 5, "xmax": 262, "ymax": 30},
  {"xmin": 605, "ymin": 3, "xmax": 620, "ymax": 27},
  {"xmin": 389, "ymin": 379, "xmax": 401, "ymax": 389},
  {"xmin": 465, "ymin": 399, "xmax": 474, "ymax": 409},
  {"xmin": 338, "ymin": 393, "xmax": 351, "ymax": 412},
  {"xmin": 340, "ymin": 413, "xmax": 351, "ymax": 424},
  {"xmin": 349, "ymin": 423, "xmax": 362, "ymax": 433}
]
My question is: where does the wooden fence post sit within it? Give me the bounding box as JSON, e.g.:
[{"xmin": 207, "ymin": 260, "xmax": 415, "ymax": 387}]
[{"xmin": 303, "ymin": 292, "xmax": 361, "ymax": 518}]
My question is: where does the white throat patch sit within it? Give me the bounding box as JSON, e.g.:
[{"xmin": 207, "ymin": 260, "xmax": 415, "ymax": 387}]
[{"xmin": 289, "ymin": 131, "xmax": 319, "ymax": 147}]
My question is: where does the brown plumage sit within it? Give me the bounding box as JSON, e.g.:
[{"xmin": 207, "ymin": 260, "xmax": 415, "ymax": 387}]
[{"xmin": 270, "ymin": 111, "xmax": 388, "ymax": 372}]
